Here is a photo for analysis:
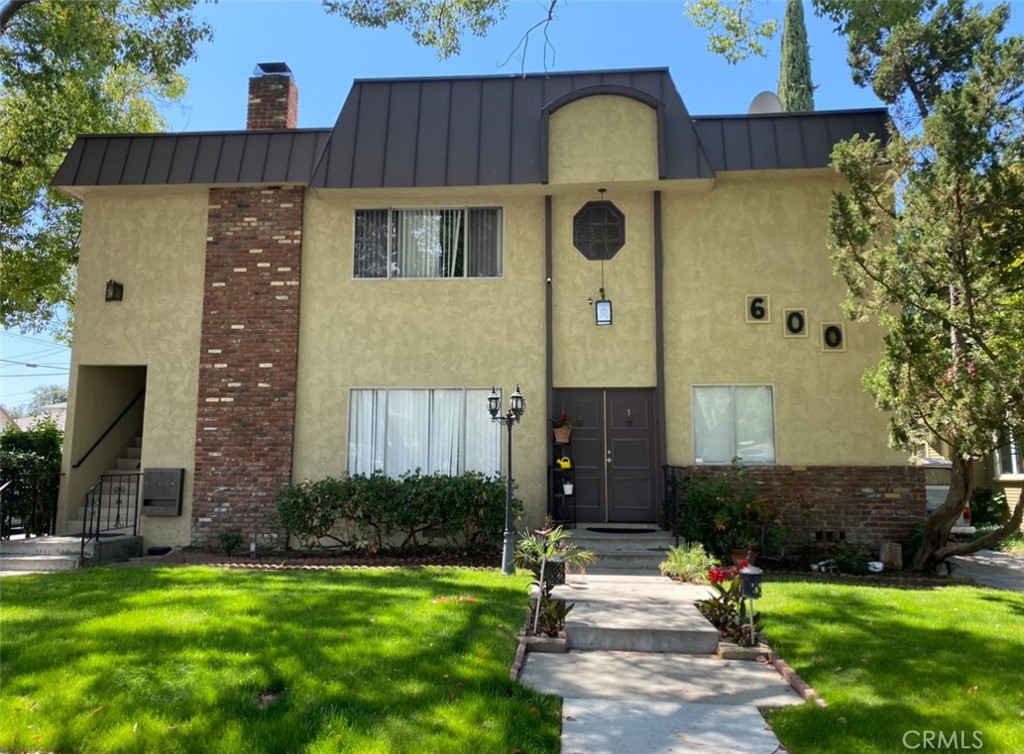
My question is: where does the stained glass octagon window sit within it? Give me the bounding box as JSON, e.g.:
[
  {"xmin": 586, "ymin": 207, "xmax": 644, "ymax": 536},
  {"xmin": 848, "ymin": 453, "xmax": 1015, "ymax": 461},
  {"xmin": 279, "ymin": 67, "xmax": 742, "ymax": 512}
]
[{"xmin": 573, "ymin": 201, "xmax": 625, "ymax": 260}]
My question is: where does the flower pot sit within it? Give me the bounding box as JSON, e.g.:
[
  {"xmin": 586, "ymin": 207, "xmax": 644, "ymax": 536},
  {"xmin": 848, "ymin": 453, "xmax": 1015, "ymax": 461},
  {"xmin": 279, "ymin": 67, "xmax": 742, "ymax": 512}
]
[
  {"xmin": 562, "ymin": 482, "xmax": 574, "ymax": 496},
  {"xmin": 552, "ymin": 427, "xmax": 571, "ymax": 444}
]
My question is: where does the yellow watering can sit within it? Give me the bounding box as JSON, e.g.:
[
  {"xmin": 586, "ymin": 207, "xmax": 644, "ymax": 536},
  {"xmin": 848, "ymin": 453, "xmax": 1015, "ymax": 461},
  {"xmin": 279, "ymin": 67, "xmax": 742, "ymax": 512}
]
[{"xmin": 555, "ymin": 456, "xmax": 572, "ymax": 470}]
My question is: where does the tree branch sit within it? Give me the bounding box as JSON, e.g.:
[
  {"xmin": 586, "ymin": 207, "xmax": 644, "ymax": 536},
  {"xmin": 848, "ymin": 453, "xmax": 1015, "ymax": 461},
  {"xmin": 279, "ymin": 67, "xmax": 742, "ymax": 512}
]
[
  {"xmin": 934, "ymin": 494, "xmax": 1024, "ymax": 560},
  {"xmin": 0, "ymin": 0, "xmax": 35, "ymax": 37},
  {"xmin": 499, "ymin": 0, "xmax": 558, "ymax": 74}
]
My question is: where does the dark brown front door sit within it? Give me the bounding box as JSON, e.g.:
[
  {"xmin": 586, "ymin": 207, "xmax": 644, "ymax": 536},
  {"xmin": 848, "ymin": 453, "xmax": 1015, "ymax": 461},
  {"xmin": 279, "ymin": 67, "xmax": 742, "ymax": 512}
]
[{"xmin": 553, "ymin": 388, "xmax": 658, "ymax": 523}]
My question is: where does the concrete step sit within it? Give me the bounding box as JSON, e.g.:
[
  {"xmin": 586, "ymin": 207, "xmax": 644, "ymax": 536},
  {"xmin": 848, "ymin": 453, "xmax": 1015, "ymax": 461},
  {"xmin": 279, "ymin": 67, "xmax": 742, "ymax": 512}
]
[
  {"xmin": 551, "ymin": 574, "xmax": 719, "ymax": 654},
  {"xmin": 1, "ymin": 536, "xmax": 83, "ymax": 557},
  {"xmin": 113, "ymin": 457, "xmax": 142, "ymax": 471},
  {"xmin": 0, "ymin": 554, "xmax": 80, "ymax": 572},
  {"xmin": 566, "ymin": 528, "xmax": 674, "ymax": 573},
  {"xmin": 123, "ymin": 446, "xmax": 142, "ymax": 460}
]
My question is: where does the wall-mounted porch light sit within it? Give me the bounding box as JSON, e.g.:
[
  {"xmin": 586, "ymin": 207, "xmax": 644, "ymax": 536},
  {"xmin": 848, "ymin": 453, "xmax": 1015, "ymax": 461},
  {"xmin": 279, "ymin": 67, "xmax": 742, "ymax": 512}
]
[
  {"xmin": 105, "ymin": 279, "xmax": 124, "ymax": 302},
  {"xmin": 595, "ymin": 288, "xmax": 612, "ymax": 326}
]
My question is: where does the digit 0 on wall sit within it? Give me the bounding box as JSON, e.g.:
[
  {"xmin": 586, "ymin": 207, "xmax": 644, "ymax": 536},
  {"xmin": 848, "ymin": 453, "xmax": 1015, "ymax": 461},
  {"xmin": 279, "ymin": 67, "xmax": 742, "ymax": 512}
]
[
  {"xmin": 745, "ymin": 294, "xmax": 770, "ymax": 323},
  {"xmin": 783, "ymin": 308, "xmax": 808, "ymax": 338},
  {"xmin": 822, "ymin": 323, "xmax": 846, "ymax": 352}
]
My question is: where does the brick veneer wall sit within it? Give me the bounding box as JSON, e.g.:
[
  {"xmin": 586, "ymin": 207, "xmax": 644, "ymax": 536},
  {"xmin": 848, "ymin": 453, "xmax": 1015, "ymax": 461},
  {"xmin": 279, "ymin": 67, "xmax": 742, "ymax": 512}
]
[
  {"xmin": 670, "ymin": 465, "xmax": 927, "ymax": 546},
  {"xmin": 191, "ymin": 186, "xmax": 304, "ymax": 549}
]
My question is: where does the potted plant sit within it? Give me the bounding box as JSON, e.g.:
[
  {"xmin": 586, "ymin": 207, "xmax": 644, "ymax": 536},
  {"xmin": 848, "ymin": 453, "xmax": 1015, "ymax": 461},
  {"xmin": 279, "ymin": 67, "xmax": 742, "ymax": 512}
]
[{"xmin": 551, "ymin": 412, "xmax": 572, "ymax": 444}]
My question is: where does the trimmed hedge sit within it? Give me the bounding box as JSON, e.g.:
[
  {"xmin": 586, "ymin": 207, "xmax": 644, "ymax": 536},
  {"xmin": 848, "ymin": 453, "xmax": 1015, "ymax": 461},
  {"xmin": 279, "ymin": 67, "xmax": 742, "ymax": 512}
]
[{"xmin": 275, "ymin": 471, "xmax": 521, "ymax": 552}]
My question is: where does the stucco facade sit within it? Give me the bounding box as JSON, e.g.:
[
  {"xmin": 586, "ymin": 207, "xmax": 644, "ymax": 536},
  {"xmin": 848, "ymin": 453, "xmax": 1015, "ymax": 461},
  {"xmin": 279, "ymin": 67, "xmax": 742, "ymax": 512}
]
[{"xmin": 54, "ymin": 66, "xmax": 923, "ymax": 552}]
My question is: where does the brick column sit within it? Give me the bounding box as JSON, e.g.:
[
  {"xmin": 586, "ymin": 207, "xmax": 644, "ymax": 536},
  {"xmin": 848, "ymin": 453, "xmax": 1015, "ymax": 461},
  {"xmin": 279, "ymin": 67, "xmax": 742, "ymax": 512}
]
[{"xmin": 191, "ymin": 186, "xmax": 304, "ymax": 549}]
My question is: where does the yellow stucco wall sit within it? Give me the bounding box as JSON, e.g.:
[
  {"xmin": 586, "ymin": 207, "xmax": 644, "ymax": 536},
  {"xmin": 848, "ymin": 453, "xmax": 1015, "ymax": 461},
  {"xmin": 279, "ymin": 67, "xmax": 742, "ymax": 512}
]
[
  {"xmin": 63, "ymin": 188, "xmax": 207, "ymax": 546},
  {"xmin": 661, "ymin": 173, "xmax": 905, "ymax": 466},
  {"xmin": 548, "ymin": 96, "xmax": 659, "ymax": 185},
  {"xmin": 551, "ymin": 190, "xmax": 656, "ymax": 388},
  {"xmin": 293, "ymin": 190, "xmax": 549, "ymax": 523}
]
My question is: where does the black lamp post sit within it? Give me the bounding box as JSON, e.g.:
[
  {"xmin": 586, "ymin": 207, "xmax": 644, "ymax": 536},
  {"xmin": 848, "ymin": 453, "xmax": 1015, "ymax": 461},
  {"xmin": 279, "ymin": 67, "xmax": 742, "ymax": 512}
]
[{"xmin": 488, "ymin": 385, "xmax": 525, "ymax": 575}]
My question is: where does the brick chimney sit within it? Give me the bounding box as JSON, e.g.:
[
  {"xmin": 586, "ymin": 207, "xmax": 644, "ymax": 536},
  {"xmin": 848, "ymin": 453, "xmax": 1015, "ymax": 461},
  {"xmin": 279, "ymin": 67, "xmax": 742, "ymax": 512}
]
[{"xmin": 247, "ymin": 62, "xmax": 298, "ymax": 130}]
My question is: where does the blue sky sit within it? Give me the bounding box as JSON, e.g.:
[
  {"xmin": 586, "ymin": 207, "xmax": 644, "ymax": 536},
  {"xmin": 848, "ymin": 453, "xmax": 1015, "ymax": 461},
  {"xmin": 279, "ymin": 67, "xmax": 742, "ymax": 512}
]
[{"xmin": 1, "ymin": 0, "xmax": 886, "ymax": 410}]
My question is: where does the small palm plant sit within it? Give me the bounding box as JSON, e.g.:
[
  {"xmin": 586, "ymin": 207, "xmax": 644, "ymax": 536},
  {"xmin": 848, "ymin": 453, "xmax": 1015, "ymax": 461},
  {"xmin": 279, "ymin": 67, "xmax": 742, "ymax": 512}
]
[{"xmin": 659, "ymin": 541, "xmax": 719, "ymax": 583}]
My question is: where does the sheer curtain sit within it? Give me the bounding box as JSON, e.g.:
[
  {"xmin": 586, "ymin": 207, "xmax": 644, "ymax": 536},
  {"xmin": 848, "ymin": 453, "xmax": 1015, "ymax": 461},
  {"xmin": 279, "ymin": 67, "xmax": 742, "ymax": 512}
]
[
  {"xmin": 349, "ymin": 388, "xmax": 501, "ymax": 478},
  {"xmin": 735, "ymin": 386, "xmax": 775, "ymax": 463},
  {"xmin": 429, "ymin": 390, "xmax": 464, "ymax": 474},
  {"xmin": 464, "ymin": 388, "xmax": 501, "ymax": 476},
  {"xmin": 385, "ymin": 390, "xmax": 429, "ymax": 475},
  {"xmin": 348, "ymin": 389, "xmax": 386, "ymax": 474},
  {"xmin": 693, "ymin": 386, "xmax": 733, "ymax": 464},
  {"xmin": 392, "ymin": 209, "xmax": 464, "ymax": 278}
]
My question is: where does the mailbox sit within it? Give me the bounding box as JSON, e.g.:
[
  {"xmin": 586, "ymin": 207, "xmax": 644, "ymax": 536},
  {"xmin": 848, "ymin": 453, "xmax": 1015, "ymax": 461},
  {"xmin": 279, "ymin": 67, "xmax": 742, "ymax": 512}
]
[{"xmin": 143, "ymin": 468, "xmax": 185, "ymax": 516}]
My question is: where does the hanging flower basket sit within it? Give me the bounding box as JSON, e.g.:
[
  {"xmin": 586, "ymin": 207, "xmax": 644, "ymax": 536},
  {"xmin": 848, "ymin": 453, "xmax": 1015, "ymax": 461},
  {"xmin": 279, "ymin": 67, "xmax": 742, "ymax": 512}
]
[{"xmin": 553, "ymin": 427, "xmax": 571, "ymax": 444}]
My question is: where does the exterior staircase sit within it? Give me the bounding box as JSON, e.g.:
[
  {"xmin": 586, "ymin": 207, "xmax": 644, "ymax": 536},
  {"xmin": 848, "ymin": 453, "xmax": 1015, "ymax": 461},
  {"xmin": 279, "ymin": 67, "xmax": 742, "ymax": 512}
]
[
  {"xmin": 553, "ymin": 526, "xmax": 719, "ymax": 653},
  {"xmin": 67, "ymin": 435, "xmax": 143, "ymax": 537},
  {"xmin": 0, "ymin": 435, "xmax": 144, "ymax": 573}
]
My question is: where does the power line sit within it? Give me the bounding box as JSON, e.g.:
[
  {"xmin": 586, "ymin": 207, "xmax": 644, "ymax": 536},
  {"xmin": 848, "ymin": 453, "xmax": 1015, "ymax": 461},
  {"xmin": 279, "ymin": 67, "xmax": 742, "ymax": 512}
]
[
  {"xmin": 0, "ymin": 359, "xmax": 69, "ymax": 370},
  {"xmin": 0, "ymin": 331, "xmax": 71, "ymax": 350},
  {"xmin": 0, "ymin": 373, "xmax": 71, "ymax": 378}
]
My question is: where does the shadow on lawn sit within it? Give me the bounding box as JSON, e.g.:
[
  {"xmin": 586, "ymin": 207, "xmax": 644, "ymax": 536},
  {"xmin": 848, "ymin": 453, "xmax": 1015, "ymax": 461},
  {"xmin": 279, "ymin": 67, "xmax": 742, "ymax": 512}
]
[
  {"xmin": 761, "ymin": 583, "xmax": 1024, "ymax": 754},
  {"xmin": 1, "ymin": 567, "xmax": 559, "ymax": 754}
]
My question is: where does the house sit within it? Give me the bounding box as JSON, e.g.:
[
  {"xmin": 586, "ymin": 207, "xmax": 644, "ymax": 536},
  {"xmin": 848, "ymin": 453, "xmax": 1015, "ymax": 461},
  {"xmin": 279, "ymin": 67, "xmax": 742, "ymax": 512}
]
[{"xmin": 51, "ymin": 63, "xmax": 928, "ymax": 552}]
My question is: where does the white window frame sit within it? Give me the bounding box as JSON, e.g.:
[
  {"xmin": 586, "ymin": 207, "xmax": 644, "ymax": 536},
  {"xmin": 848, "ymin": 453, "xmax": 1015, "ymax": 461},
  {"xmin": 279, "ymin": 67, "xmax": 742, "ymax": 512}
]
[
  {"xmin": 352, "ymin": 206, "xmax": 504, "ymax": 280},
  {"xmin": 995, "ymin": 436, "xmax": 1024, "ymax": 479},
  {"xmin": 347, "ymin": 387, "xmax": 501, "ymax": 478},
  {"xmin": 691, "ymin": 384, "xmax": 777, "ymax": 465}
]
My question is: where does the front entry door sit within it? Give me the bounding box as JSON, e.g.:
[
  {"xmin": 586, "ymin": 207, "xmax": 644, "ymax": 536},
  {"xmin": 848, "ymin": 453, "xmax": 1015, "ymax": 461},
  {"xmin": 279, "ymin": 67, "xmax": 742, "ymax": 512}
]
[{"xmin": 554, "ymin": 388, "xmax": 658, "ymax": 523}]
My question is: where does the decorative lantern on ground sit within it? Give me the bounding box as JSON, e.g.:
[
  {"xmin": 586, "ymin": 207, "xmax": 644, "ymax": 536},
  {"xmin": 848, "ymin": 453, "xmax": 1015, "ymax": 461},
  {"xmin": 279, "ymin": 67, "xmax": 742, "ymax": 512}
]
[{"xmin": 739, "ymin": 565, "xmax": 763, "ymax": 645}]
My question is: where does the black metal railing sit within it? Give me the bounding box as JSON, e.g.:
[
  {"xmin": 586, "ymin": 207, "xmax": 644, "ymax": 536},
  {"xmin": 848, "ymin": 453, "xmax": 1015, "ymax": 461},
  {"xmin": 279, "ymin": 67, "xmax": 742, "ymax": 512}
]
[
  {"xmin": 80, "ymin": 472, "xmax": 141, "ymax": 561},
  {"xmin": 72, "ymin": 389, "xmax": 145, "ymax": 469},
  {"xmin": 663, "ymin": 465, "xmax": 683, "ymax": 546},
  {"xmin": 0, "ymin": 472, "xmax": 62, "ymax": 540}
]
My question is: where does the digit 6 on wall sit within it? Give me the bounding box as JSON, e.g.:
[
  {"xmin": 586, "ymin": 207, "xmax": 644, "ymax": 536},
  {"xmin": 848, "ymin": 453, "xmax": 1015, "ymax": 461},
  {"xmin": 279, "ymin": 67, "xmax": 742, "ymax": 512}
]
[{"xmin": 745, "ymin": 294, "xmax": 770, "ymax": 323}]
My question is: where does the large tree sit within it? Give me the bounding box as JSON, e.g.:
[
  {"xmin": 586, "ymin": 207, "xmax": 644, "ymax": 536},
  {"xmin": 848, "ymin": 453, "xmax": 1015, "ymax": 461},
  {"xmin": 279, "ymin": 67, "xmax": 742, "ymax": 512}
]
[
  {"xmin": 823, "ymin": 0, "xmax": 1024, "ymax": 570},
  {"xmin": 0, "ymin": 0, "xmax": 210, "ymax": 341},
  {"xmin": 778, "ymin": 0, "xmax": 815, "ymax": 111}
]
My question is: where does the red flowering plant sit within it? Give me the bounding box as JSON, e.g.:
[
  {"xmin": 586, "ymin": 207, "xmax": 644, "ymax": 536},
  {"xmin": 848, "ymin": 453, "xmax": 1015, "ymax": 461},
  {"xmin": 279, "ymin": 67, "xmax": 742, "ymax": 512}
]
[
  {"xmin": 550, "ymin": 412, "xmax": 572, "ymax": 429},
  {"xmin": 698, "ymin": 559, "xmax": 760, "ymax": 646}
]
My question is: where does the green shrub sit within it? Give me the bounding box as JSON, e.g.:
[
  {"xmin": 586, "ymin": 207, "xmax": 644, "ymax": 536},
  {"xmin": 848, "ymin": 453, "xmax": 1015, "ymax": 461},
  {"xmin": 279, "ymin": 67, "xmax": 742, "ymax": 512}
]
[
  {"xmin": 274, "ymin": 471, "xmax": 519, "ymax": 553},
  {"xmin": 217, "ymin": 530, "xmax": 244, "ymax": 556},
  {"xmin": 659, "ymin": 542, "xmax": 719, "ymax": 583},
  {"xmin": 0, "ymin": 418, "xmax": 63, "ymax": 536},
  {"xmin": 969, "ymin": 487, "xmax": 1010, "ymax": 526}
]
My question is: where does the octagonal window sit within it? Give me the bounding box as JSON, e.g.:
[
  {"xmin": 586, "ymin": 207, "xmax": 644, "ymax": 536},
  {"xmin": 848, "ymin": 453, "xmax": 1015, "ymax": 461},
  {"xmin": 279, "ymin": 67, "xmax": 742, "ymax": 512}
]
[{"xmin": 573, "ymin": 201, "xmax": 625, "ymax": 260}]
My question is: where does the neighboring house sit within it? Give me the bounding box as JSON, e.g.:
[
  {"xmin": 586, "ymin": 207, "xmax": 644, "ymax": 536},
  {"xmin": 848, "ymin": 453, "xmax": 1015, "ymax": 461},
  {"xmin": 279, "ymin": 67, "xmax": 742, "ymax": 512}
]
[
  {"xmin": 51, "ymin": 63, "xmax": 925, "ymax": 551},
  {"xmin": 14, "ymin": 403, "xmax": 68, "ymax": 432},
  {"xmin": 0, "ymin": 406, "xmax": 16, "ymax": 430}
]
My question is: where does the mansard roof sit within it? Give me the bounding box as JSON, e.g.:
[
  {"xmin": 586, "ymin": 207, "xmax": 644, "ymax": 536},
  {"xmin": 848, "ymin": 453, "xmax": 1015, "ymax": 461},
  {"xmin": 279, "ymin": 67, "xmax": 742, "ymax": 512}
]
[{"xmin": 52, "ymin": 68, "xmax": 888, "ymax": 192}]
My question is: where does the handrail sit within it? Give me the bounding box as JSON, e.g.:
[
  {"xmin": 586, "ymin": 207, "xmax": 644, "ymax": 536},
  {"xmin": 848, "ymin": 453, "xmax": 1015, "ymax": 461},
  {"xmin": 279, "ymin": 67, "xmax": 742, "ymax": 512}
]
[
  {"xmin": 72, "ymin": 389, "xmax": 145, "ymax": 469},
  {"xmin": 80, "ymin": 471, "xmax": 141, "ymax": 561}
]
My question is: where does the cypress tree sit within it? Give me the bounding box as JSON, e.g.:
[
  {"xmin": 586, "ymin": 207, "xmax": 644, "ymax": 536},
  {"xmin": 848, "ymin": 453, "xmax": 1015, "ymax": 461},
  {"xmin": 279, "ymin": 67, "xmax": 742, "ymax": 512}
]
[{"xmin": 778, "ymin": 0, "xmax": 815, "ymax": 111}]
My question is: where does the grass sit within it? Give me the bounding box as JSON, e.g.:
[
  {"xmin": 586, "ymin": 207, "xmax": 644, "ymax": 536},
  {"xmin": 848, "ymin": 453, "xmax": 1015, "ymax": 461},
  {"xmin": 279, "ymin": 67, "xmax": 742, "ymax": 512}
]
[
  {"xmin": 760, "ymin": 580, "xmax": 1024, "ymax": 754},
  {"xmin": 996, "ymin": 531, "xmax": 1024, "ymax": 556},
  {"xmin": 0, "ymin": 566, "xmax": 560, "ymax": 754}
]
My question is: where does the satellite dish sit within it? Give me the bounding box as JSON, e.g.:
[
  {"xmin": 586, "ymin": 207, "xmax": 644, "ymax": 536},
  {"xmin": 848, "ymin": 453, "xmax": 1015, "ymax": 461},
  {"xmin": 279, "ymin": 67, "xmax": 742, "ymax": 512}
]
[{"xmin": 748, "ymin": 91, "xmax": 783, "ymax": 115}]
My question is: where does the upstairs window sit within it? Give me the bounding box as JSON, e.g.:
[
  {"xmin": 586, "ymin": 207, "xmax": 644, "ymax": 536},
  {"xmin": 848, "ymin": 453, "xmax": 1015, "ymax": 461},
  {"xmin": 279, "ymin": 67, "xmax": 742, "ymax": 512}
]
[
  {"xmin": 996, "ymin": 436, "xmax": 1023, "ymax": 477},
  {"xmin": 354, "ymin": 207, "xmax": 502, "ymax": 278}
]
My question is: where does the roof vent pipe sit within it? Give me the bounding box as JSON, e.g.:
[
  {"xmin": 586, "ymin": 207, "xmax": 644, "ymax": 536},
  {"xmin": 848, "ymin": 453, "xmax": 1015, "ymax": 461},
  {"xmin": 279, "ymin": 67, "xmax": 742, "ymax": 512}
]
[{"xmin": 247, "ymin": 62, "xmax": 297, "ymax": 130}]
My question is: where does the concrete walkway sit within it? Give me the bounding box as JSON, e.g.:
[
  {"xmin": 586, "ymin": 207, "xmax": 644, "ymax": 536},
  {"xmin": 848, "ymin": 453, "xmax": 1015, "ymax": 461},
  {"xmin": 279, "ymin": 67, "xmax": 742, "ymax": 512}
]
[
  {"xmin": 951, "ymin": 548, "xmax": 1024, "ymax": 592},
  {"xmin": 518, "ymin": 573, "xmax": 802, "ymax": 754}
]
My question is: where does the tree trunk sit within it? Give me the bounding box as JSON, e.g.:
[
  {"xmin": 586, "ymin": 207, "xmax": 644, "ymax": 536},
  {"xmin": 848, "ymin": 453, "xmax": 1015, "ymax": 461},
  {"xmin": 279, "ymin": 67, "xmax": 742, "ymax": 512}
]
[{"xmin": 911, "ymin": 453, "xmax": 1024, "ymax": 571}]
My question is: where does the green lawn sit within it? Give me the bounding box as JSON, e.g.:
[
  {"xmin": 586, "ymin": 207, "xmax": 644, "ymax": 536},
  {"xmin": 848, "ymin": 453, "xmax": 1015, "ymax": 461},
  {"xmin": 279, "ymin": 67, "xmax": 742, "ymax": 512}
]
[
  {"xmin": 761, "ymin": 580, "xmax": 1024, "ymax": 754},
  {"xmin": 0, "ymin": 566, "xmax": 560, "ymax": 754}
]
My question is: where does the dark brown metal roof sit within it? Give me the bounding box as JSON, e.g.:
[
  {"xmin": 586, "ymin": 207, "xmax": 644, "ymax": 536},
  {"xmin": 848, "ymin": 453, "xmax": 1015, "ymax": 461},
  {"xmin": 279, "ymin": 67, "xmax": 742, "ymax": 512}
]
[
  {"xmin": 51, "ymin": 129, "xmax": 331, "ymax": 189},
  {"xmin": 51, "ymin": 69, "xmax": 889, "ymax": 191},
  {"xmin": 309, "ymin": 68, "xmax": 717, "ymax": 188},
  {"xmin": 692, "ymin": 109, "xmax": 889, "ymax": 172}
]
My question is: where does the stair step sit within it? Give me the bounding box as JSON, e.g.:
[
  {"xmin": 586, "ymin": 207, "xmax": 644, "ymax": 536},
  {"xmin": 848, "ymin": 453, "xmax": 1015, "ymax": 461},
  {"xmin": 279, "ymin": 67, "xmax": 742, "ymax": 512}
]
[
  {"xmin": 123, "ymin": 446, "xmax": 142, "ymax": 459},
  {"xmin": 1, "ymin": 536, "xmax": 84, "ymax": 557},
  {"xmin": 114, "ymin": 458, "xmax": 142, "ymax": 471},
  {"xmin": 549, "ymin": 575, "xmax": 719, "ymax": 654},
  {"xmin": 0, "ymin": 554, "xmax": 80, "ymax": 572}
]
